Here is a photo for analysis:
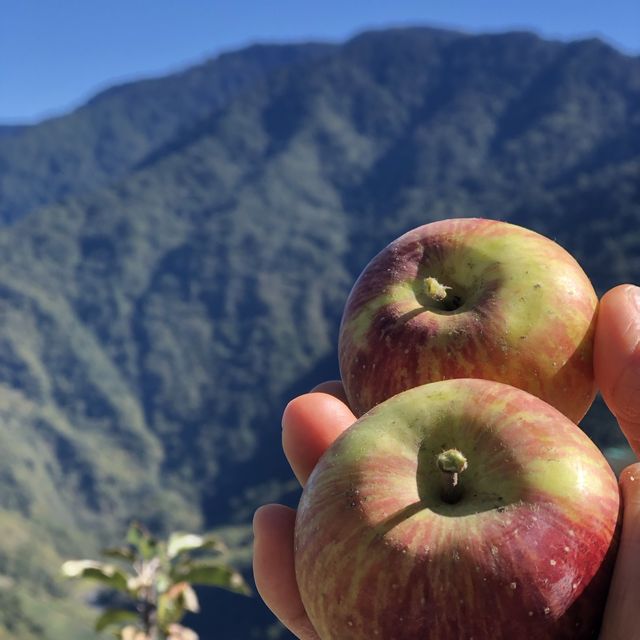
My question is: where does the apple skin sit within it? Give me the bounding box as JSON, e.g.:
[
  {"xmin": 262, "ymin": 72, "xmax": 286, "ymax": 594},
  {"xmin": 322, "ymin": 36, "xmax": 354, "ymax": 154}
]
[
  {"xmin": 294, "ymin": 379, "xmax": 620, "ymax": 640},
  {"xmin": 338, "ymin": 218, "xmax": 598, "ymax": 422}
]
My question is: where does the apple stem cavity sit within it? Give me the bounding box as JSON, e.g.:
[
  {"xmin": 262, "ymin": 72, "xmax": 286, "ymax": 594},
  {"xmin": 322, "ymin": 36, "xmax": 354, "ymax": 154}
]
[
  {"xmin": 424, "ymin": 276, "xmax": 451, "ymax": 302},
  {"xmin": 436, "ymin": 449, "xmax": 468, "ymax": 504}
]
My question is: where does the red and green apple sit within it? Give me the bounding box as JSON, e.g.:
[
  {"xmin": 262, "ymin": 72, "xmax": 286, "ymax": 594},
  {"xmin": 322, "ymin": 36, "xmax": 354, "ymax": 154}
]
[
  {"xmin": 294, "ymin": 379, "xmax": 620, "ymax": 640},
  {"xmin": 338, "ymin": 218, "xmax": 598, "ymax": 422}
]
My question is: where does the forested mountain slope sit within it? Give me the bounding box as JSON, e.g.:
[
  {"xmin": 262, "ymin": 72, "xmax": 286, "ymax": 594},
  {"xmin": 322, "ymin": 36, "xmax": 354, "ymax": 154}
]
[{"xmin": 0, "ymin": 42, "xmax": 333, "ymax": 223}]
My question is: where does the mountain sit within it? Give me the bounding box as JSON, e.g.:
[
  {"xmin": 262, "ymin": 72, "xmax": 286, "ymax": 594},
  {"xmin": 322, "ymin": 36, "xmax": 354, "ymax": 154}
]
[
  {"xmin": 0, "ymin": 42, "xmax": 333, "ymax": 223},
  {"xmin": 0, "ymin": 126, "xmax": 27, "ymax": 138},
  {"xmin": 0, "ymin": 26, "xmax": 638, "ymax": 638}
]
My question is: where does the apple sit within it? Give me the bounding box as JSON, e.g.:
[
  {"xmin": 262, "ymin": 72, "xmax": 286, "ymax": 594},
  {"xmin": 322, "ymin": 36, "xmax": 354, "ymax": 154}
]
[
  {"xmin": 338, "ymin": 218, "xmax": 598, "ymax": 422},
  {"xmin": 294, "ymin": 379, "xmax": 620, "ymax": 640}
]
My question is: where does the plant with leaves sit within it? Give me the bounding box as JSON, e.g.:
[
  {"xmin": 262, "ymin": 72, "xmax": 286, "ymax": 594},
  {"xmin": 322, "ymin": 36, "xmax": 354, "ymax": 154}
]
[{"xmin": 62, "ymin": 522, "xmax": 251, "ymax": 639}]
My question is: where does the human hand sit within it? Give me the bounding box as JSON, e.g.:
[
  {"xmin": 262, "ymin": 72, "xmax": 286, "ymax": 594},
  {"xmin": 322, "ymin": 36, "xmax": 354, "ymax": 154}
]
[
  {"xmin": 253, "ymin": 380, "xmax": 354, "ymax": 639},
  {"xmin": 253, "ymin": 284, "xmax": 640, "ymax": 640}
]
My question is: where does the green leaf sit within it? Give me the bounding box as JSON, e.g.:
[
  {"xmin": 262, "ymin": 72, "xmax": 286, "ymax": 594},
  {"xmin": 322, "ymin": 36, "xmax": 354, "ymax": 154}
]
[
  {"xmin": 156, "ymin": 571, "xmax": 172, "ymax": 594},
  {"xmin": 158, "ymin": 581, "xmax": 201, "ymax": 625},
  {"xmin": 94, "ymin": 608, "xmax": 139, "ymax": 632},
  {"xmin": 167, "ymin": 532, "xmax": 226, "ymax": 560},
  {"xmin": 126, "ymin": 522, "xmax": 157, "ymax": 560},
  {"xmin": 102, "ymin": 546, "xmax": 137, "ymax": 563},
  {"xmin": 172, "ymin": 561, "xmax": 250, "ymax": 595},
  {"xmin": 167, "ymin": 533, "xmax": 204, "ymax": 560},
  {"xmin": 157, "ymin": 590, "xmax": 185, "ymax": 627},
  {"xmin": 61, "ymin": 560, "xmax": 129, "ymax": 592},
  {"xmin": 199, "ymin": 534, "xmax": 228, "ymax": 555}
]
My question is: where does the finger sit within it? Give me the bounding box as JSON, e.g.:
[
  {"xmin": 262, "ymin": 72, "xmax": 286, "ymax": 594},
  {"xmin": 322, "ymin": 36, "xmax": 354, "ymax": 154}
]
[
  {"xmin": 599, "ymin": 464, "xmax": 640, "ymax": 639},
  {"xmin": 594, "ymin": 284, "xmax": 640, "ymax": 455},
  {"xmin": 282, "ymin": 392, "xmax": 356, "ymax": 486},
  {"xmin": 310, "ymin": 379, "xmax": 348, "ymax": 404},
  {"xmin": 253, "ymin": 504, "xmax": 320, "ymax": 640}
]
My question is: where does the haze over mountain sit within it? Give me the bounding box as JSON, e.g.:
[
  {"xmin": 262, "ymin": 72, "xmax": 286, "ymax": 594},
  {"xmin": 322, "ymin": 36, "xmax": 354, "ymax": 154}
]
[{"xmin": 0, "ymin": 26, "xmax": 638, "ymax": 638}]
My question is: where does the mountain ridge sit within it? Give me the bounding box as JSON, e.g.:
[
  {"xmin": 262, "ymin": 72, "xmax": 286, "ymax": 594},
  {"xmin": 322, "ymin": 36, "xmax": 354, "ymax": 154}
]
[{"xmin": 0, "ymin": 41, "xmax": 335, "ymax": 223}]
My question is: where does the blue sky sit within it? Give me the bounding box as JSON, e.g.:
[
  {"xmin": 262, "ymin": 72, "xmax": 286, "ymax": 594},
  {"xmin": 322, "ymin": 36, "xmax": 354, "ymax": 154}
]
[{"xmin": 2, "ymin": 0, "xmax": 639, "ymax": 124}]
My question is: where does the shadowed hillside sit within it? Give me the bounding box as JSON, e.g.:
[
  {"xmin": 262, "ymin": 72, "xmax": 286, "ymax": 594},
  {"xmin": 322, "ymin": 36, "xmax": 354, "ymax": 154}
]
[{"xmin": 0, "ymin": 26, "xmax": 638, "ymax": 638}]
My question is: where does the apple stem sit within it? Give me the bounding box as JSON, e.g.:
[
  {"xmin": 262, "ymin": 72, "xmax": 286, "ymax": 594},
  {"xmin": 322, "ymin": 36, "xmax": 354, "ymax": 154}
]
[
  {"xmin": 424, "ymin": 276, "xmax": 451, "ymax": 302},
  {"xmin": 436, "ymin": 449, "xmax": 468, "ymax": 504}
]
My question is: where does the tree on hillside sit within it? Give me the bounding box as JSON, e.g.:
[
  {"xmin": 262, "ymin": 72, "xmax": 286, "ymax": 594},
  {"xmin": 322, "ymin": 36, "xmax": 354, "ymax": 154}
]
[{"xmin": 62, "ymin": 522, "xmax": 250, "ymax": 639}]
